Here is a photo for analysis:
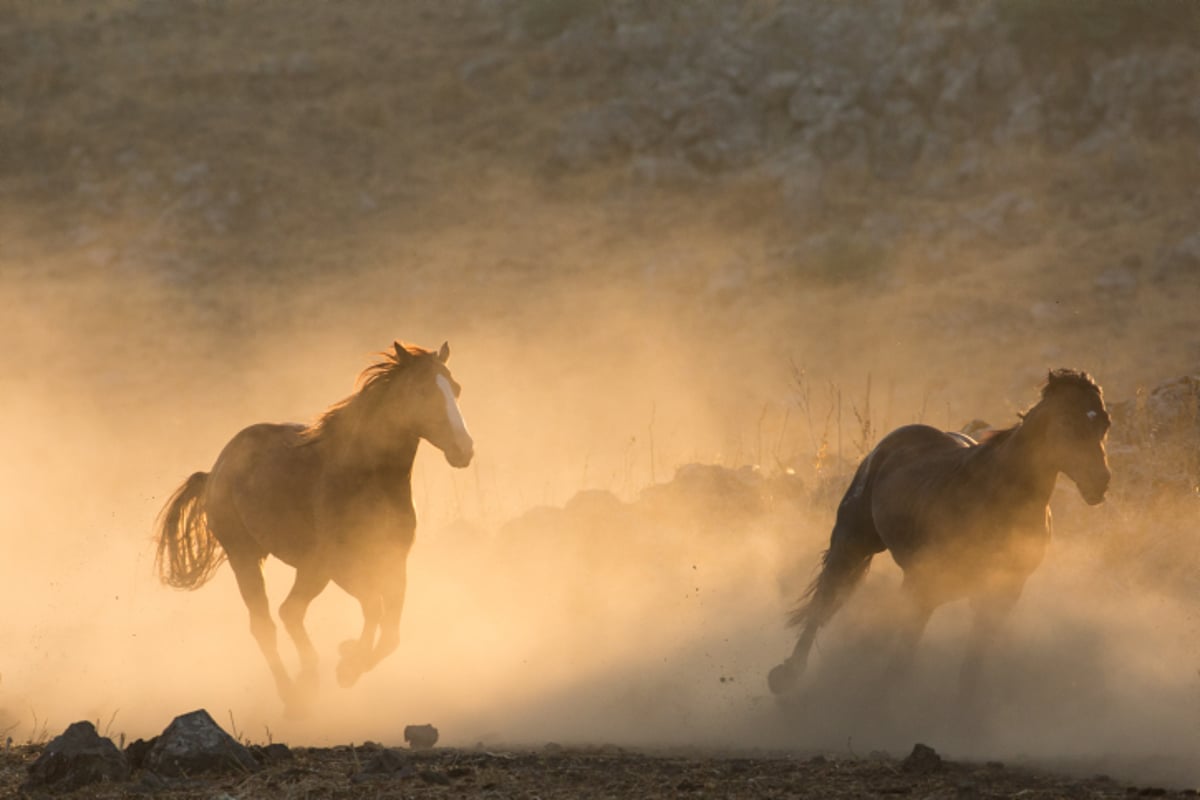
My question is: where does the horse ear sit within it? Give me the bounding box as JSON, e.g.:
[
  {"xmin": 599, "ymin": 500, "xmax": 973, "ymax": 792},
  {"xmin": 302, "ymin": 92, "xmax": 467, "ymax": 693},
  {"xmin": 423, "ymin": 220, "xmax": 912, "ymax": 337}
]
[
  {"xmin": 437, "ymin": 341, "xmax": 450, "ymax": 364},
  {"xmin": 393, "ymin": 341, "xmax": 412, "ymax": 361}
]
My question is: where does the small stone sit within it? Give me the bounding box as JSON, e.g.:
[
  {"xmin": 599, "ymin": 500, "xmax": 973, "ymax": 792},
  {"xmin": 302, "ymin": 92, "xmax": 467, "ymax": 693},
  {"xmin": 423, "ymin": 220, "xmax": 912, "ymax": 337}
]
[
  {"xmin": 404, "ymin": 724, "xmax": 439, "ymax": 751},
  {"xmin": 250, "ymin": 743, "xmax": 293, "ymax": 764}
]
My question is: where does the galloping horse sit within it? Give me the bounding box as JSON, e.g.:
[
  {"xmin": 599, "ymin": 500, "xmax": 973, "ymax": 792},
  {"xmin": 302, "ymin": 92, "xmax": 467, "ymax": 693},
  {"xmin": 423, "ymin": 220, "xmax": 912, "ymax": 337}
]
[
  {"xmin": 156, "ymin": 341, "xmax": 473, "ymax": 711},
  {"xmin": 768, "ymin": 369, "xmax": 1111, "ymax": 706}
]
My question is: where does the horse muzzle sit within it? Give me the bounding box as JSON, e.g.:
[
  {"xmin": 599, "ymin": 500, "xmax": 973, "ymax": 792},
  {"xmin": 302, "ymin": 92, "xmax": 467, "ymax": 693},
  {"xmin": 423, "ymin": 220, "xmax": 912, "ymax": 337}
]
[
  {"xmin": 1079, "ymin": 473, "xmax": 1110, "ymax": 506},
  {"xmin": 443, "ymin": 443, "xmax": 474, "ymax": 469}
]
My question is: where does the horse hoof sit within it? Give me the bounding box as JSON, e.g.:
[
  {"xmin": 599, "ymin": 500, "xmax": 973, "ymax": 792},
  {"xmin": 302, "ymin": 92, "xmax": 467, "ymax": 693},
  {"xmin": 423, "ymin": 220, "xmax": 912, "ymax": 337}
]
[{"xmin": 767, "ymin": 662, "xmax": 798, "ymax": 696}]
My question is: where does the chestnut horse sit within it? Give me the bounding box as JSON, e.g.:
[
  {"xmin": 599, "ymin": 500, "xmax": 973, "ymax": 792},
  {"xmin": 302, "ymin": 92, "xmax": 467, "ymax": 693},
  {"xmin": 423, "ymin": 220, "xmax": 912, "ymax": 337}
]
[
  {"xmin": 156, "ymin": 341, "xmax": 473, "ymax": 712},
  {"xmin": 768, "ymin": 369, "xmax": 1111, "ymax": 706}
]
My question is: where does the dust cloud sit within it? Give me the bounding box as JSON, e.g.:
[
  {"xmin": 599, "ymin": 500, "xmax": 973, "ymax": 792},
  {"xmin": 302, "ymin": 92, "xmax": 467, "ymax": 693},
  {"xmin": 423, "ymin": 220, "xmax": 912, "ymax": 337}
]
[{"xmin": 2, "ymin": 212, "xmax": 1200, "ymax": 788}]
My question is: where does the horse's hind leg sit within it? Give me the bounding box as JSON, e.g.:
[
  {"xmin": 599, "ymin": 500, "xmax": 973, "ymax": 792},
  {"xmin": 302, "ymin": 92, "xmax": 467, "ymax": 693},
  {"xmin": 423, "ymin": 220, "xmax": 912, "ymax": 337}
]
[
  {"xmin": 879, "ymin": 576, "xmax": 936, "ymax": 690},
  {"xmin": 226, "ymin": 550, "xmax": 296, "ymax": 706},
  {"xmin": 278, "ymin": 568, "xmax": 330, "ymax": 698},
  {"xmin": 769, "ymin": 509, "xmax": 883, "ymax": 695}
]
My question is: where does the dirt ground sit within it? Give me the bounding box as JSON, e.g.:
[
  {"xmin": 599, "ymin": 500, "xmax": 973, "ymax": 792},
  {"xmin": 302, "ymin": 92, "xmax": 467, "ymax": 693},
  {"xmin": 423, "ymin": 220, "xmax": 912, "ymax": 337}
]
[{"xmin": 5, "ymin": 741, "xmax": 1198, "ymax": 799}]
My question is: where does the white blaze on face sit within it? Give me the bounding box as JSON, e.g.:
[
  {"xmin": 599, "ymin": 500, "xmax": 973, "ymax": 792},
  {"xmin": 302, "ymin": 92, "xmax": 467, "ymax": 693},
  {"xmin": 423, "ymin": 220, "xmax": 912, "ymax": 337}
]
[{"xmin": 436, "ymin": 373, "xmax": 473, "ymax": 455}]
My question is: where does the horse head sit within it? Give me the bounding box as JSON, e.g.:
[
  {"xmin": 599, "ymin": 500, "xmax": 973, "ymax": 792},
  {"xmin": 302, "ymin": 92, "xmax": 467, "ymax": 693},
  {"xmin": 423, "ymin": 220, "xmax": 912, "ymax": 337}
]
[
  {"xmin": 1031, "ymin": 369, "xmax": 1111, "ymax": 505},
  {"xmin": 388, "ymin": 341, "xmax": 474, "ymax": 468}
]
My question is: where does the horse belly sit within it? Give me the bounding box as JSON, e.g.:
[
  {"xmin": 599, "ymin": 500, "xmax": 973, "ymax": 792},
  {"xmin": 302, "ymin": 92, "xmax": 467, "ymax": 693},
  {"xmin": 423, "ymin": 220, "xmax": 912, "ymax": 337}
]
[{"xmin": 207, "ymin": 424, "xmax": 322, "ymax": 564}]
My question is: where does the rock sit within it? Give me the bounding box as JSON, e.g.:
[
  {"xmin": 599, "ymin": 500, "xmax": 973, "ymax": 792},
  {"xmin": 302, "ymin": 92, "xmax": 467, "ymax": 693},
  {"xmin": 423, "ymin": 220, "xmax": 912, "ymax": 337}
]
[
  {"xmin": 639, "ymin": 463, "xmax": 766, "ymax": 526},
  {"xmin": 901, "ymin": 742, "xmax": 944, "ymax": 774},
  {"xmin": 404, "ymin": 724, "xmax": 439, "ymax": 750},
  {"xmin": 23, "ymin": 721, "xmax": 130, "ymax": 792},
  {"xmin": 249, "ymin": 742, "xmax": 294, "ymax": 765},
  {"xmin": 563, "ymin": 489, "xmax": 625, "ymax": 518},
  {"xmin": 145, "ymin": 709, "xmax": 259, "ymax": 777},
  {"xmin": 124, "ymin": 736, "xmax": 156, "ymax": 770}
]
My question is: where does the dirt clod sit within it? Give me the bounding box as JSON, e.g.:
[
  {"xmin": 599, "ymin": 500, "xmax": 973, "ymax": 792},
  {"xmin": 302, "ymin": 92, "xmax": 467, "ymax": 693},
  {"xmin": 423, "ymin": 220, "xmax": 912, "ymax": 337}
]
[{"xmin": 404, "ymin": 724, "xmax": 439, "ymax": 751}]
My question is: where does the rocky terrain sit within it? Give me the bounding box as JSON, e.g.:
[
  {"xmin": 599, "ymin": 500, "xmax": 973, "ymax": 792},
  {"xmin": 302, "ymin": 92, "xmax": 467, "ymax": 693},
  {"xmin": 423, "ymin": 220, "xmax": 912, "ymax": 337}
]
[{"xmin": 6, "ymin": 712, "xmax": 1200, "ymax": 799}]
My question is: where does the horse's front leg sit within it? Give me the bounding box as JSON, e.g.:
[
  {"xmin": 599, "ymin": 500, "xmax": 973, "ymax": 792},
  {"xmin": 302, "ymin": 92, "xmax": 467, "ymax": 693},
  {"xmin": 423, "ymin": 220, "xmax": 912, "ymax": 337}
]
[
  {"xmin": 336, "ymin": 543, "xmax": 410, "ymax": 686},
  {"xmin": 365, "ymin": 562, "xmax": 408, "ymax": 671},
  {"xmin": 337, "ymin": 594, "xmax": 382, "ymax": 688}
]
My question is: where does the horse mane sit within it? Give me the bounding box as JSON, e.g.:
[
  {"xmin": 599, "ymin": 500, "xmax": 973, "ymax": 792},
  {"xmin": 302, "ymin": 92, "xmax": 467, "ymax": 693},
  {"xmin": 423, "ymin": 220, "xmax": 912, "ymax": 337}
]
[
  {"xmin": 978, "ymin": 368, "xmax": 1104, "ymax": 449},
  {"xmin": 1040, "ymin": 368, "xmax": 1103, "ymax": 401},
  {"xmin": 300, "ymin": 344, "xmax": 429, "ymax": 443}
]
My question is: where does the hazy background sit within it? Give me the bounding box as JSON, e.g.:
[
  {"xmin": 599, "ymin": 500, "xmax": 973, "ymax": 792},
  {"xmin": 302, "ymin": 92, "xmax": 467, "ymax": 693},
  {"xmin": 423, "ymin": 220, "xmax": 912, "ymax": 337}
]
[{"xmin": 2, "ymin": 0, "xmax": 1200, "ymax": 786}]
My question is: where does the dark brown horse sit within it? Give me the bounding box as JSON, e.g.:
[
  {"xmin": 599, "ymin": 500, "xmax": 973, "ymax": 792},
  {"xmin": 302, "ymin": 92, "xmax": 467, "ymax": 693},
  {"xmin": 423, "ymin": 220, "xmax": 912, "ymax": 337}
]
[
  {"xmin": 156, "ymin": 341, "xmax": 473, "ymax": 711},
  {"xmin": 768, "ymin": 369, "xmax": 1111, "ymax": 706}
]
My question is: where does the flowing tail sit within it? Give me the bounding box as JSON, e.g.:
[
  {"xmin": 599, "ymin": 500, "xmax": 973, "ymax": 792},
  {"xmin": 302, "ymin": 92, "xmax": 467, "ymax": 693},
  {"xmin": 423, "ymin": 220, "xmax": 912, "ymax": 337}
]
[
  {"xmin": 769, "ymin": 453, "xmax": 885, "ymax": 695},
  {"xmin": 787, "ymin": 542, "xmax": 876, "ymax": 630},
  {"xmin": 155, "ymin": 471, "xmax": 226, "ymax": 589}
]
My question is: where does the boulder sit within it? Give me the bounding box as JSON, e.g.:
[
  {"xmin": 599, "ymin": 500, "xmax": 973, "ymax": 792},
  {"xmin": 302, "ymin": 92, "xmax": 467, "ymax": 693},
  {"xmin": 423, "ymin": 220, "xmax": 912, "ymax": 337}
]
[
  {"xmin": 123, "ymin": 736, "xmax": 156, "ymax": 770},
  {"xmin": 24, "ymin": 721, "xmax": 129, "ymax": 792},
  {"xmin": 145, "ymin": 709, "xmax": 259, "ymax": 777}
]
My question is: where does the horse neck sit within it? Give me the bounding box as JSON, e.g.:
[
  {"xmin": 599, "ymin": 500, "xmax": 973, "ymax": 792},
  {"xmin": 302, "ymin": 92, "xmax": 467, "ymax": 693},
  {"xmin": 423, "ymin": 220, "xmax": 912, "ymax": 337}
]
[
  {"xmin": 323, "ymin": 398, "xmax": 421, "ymax": 480},
  {"xmin": 984, "ymin": 414, "xmax": 1059, "ymax": 506}
]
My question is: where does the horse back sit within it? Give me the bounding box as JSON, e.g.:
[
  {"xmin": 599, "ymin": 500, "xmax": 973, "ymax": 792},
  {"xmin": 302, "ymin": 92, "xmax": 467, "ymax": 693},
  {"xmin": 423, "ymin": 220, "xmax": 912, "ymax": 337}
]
[
  {"xmin": 205, "ymin": 422, "xmax": 322, "ymax": 562},
  {"xmin": 206, "ymin": 422, "xmax": 417, "ymax": 571},
  {"xmin": 866, "ymin": 424, "xmax": 1048, "ymax": 582},
  {"xmin": 849, "ymin": 425, "xmax": 979, "ymax": 564}
]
